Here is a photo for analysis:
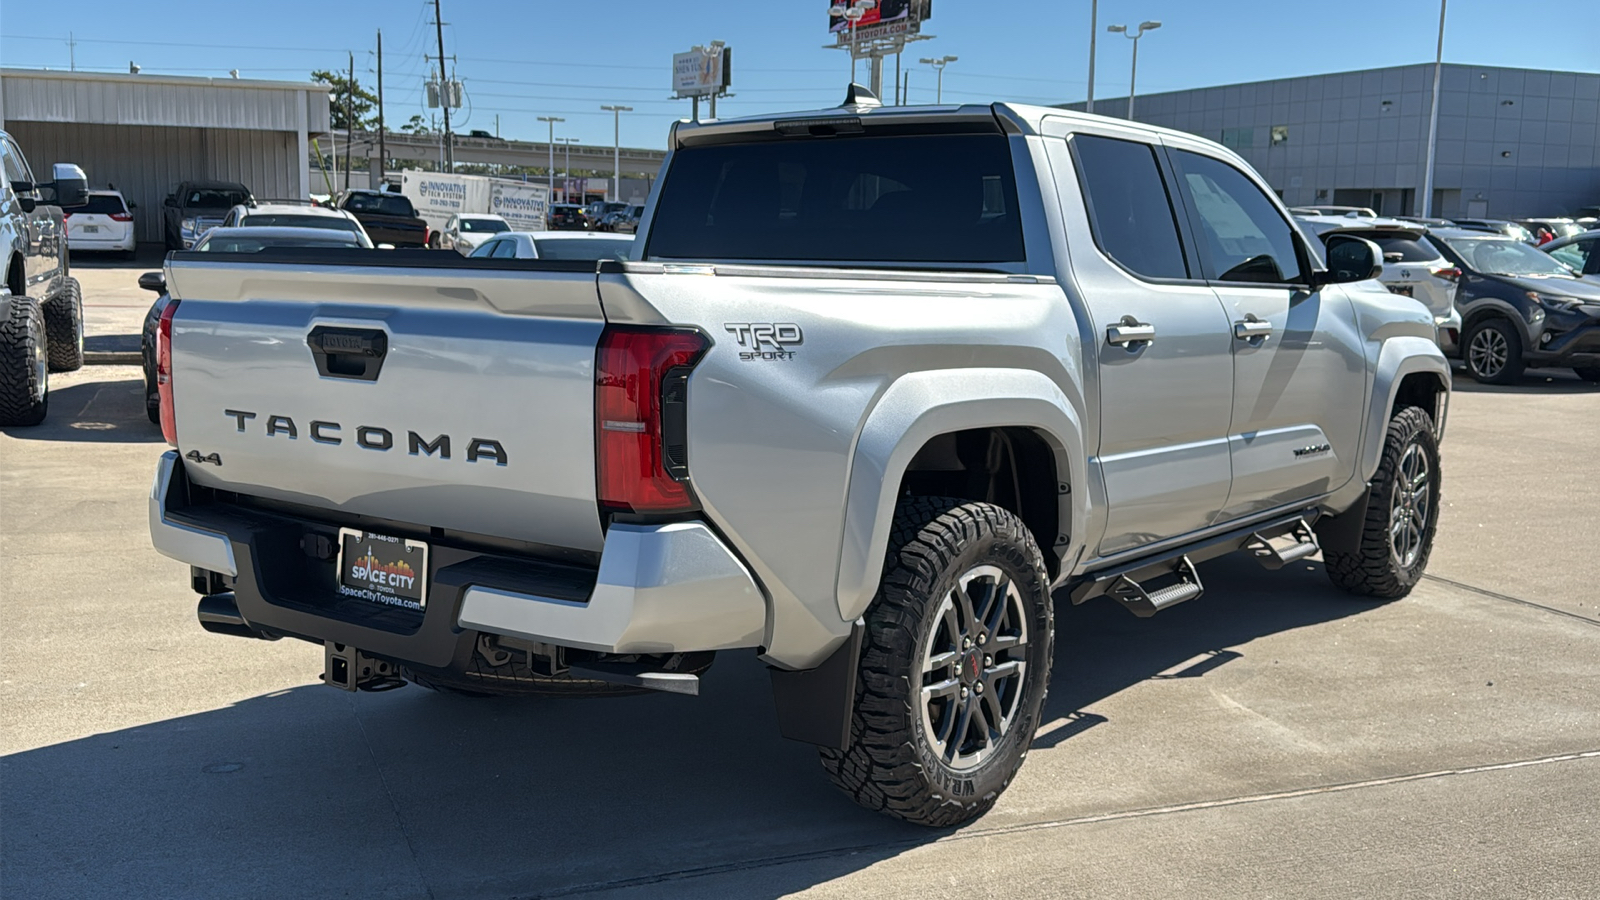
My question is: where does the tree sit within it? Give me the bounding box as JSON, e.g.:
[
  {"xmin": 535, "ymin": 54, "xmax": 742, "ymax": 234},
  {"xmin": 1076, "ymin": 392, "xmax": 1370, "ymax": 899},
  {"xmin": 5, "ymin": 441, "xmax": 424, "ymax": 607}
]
[
  {"xmin": 400, "ymin": 114, "xmax": 435, "ymax": 136},
  {"xmin": 312, "ymin": 69, "xmax": 379, "ymax": 132}
]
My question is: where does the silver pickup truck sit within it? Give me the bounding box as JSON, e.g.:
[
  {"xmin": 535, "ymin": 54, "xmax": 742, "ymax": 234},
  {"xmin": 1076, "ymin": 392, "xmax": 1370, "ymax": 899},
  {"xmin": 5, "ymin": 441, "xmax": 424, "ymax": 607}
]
[{"xmin": 149, "ymin": 92, "xmax": 1449, "ymax": 827}]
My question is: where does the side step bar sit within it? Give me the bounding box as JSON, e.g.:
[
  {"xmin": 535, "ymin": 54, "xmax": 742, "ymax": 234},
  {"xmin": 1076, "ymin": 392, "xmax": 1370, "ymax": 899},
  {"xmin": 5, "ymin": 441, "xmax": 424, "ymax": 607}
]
[{"xmin": 1070, "ymin": 510, "xmax": 1321, "ymax": 617}]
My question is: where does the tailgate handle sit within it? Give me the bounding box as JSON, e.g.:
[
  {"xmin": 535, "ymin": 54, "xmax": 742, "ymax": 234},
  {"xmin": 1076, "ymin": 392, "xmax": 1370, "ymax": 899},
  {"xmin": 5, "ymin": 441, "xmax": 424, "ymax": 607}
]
[{"xmin": 307, "ymin": 326, "xmax": 388, "ymax": 381}]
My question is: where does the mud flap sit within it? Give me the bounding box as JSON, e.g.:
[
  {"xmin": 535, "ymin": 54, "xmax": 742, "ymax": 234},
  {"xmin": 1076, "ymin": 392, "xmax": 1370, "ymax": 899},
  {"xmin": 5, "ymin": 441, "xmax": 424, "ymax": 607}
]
[{"xmin": 768, "ymin": 621, "xmax": 863, "ymax": 751}]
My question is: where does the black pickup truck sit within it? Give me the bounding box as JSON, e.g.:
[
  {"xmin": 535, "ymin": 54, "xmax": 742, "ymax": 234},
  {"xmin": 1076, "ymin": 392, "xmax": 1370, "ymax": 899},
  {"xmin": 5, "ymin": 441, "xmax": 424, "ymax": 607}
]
[{"xmin": 333, "ymin": 190, "xmax": 429, "ymax": 248}]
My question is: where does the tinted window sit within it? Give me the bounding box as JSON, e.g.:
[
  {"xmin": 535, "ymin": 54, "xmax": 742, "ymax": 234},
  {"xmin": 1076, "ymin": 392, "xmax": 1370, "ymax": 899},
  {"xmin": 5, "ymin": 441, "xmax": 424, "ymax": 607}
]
[
  {"xmin": 1, "ymin": 140, "xmax": 29, "ymax": 184},
  {"xmin": 459, "ymin": 218, "xmax": 509, "ymax": 233},
  {"xmin": 1171, "ymin": 151, "xmax": 1302, "ymax": 284},
  {"xmin": 531, "ymin": 237, "xmax": 632, "ymax": 261},
  {"xmin": 185, "ymin": 189, "xmax": 250, "ymax": 208},
  {"xmin": 647, "ymin": 134, "xmax": 1025, "ymax": 265},
  {"xmin": 469, "ymin": 240, "xmax": 499, "ymax": 258},
  {"xmin": 491, "ymin": 239, "xmax": 520, "ymax": 259},
  {"xmin": 242, "ymin": 214, "xmax": 359, "ymax": 232},
  {"xmin": 344, "ymin": 193, "xmax": 416, "ymax": 217},
  {"xmin": 1347, "ymin": 234, "xmax": 1437, "ymax": 262},
  {"xmin": 1072, "ymin": 135, "xmax": 1188, "ymax": 279},
  {"xmin": 80, "ymin": 195, "xmax": 129, "ymax": 215},
  {"xmin": 196, "ymin": 234, "xmax": 357, "ymax": 252}
]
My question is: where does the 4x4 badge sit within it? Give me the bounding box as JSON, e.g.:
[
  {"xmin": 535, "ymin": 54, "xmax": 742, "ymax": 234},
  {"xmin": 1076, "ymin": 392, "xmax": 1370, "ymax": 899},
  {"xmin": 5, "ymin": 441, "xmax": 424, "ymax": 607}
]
[{"xmin": 185, "ymin": 450, "xmax": 223, "ymax": 466}]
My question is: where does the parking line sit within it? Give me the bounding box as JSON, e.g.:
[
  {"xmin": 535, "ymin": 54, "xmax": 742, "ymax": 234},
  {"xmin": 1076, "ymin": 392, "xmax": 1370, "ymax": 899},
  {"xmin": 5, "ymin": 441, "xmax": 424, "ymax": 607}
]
[{"xmin": 1423, "ymin": 573, "xmax": 1600, "ymax": 627}]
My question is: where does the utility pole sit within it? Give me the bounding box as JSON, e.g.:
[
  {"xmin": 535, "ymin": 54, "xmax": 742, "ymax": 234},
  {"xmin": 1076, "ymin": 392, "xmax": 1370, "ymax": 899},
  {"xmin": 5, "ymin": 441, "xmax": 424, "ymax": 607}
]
[
  {"xmin": 1086, "ymin": 0, "xmax": 1097, "ymax": 113},
  {"xmin": 1421, "ymin": 0, "xmax": 1448, "ymax": 217},
  {"xmin": 377, "ymin": 30, "xmax": 386, "ymax": 185},
  {"xmin": 538, "ymin": 116, "xmax": 564, "ymax": 199},
  {"xmin": 67, "ymin": 32, "xmax": 77, "ymax": 71},
  {"xmin": 433, "ymin": 0, "xmax": 453, "ymax": 172},
  {"xmin": 344, "ymin": 51, "xmax": 354, "ymax": 192},
  {"xmin": 601, "ymin": 105, "xmax": 632, "ymax": 202}
]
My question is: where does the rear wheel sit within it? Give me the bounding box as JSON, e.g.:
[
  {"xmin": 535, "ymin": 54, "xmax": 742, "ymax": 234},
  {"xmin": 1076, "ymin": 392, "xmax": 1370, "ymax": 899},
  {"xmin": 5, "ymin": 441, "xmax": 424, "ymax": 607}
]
[
  {"xmin": 1324, "ymin": 406, "xmax": 1440, "ymax": 599},
  {"xmin": 0, "ymin": 291, "xmax": 49, "ymax": 427},
  {"xmin": 1463, "ymin": 318, "xmax": 1523, "ymax": 384},
  {"xmin": 820, "ymin": 497, "xmax": 1053, "ymax": 828},
  {"xmin": 44, "ymin": 276, "xmax": 84, "ymax": 372}
]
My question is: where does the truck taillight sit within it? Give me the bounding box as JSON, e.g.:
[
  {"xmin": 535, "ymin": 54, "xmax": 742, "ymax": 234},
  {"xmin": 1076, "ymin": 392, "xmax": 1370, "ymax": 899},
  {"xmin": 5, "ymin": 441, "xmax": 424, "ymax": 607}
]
[
  {"xmin": 595, "ymin": 326, "xmax": 708, "ymax": 514},
  {"xmin": 157, "ymin": 299, "xmax": 180, "ymax": 446}
]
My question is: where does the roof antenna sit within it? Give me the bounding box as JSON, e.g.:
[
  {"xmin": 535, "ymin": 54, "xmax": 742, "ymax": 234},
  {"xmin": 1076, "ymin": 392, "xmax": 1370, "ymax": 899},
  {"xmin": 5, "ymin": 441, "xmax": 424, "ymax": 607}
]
[{"xmin": 841, "ymin": 83, "xmax": 881, "ymax": 109}]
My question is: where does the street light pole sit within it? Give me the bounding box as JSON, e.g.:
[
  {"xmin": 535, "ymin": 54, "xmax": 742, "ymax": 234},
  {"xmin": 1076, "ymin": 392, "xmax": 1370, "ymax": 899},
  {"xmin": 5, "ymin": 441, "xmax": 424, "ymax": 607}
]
[
  {"xmin": 1421, "ymin": 0, "xmax": 1447, "ymax": 217},
  {"xmin": 1086, "ymin": 0, "xmax": 1097, "ymax": 114},
  {"xmin": 1107, "ymin": 21, "xmax": 1161, "ymax": 120},
  {"xmin": 918, "ymin": 56, "xmax": 957, "ymax": 104},
  {"xmin": 601, "ymin": 104, "xmax": 632, "ymax": 203},
  {"xmin": 558, "ymin": 137, "xmax": 576, "ymax": 203},
  {"xmin": 537, "ymin": 116, "xmax": 563, "ymax": 200}
]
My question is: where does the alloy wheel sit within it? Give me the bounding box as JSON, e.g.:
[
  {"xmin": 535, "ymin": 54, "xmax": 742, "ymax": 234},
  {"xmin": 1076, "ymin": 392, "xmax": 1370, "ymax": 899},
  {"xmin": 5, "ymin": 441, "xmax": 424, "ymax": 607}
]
[
  {"xmin": 919, "ymin": 564, "xmax": 1030, "ymax": 771},
  {"xmin": 29, "ymin": 308, "xmax": 47, "ymax": 403},
  {"xmin": 1389, "ymin": 441, "xmax": 1431, "ymax": 569},
  {"xmin": 1468, "ymin": 326, "xmax": 1508, "ymax": 379}
]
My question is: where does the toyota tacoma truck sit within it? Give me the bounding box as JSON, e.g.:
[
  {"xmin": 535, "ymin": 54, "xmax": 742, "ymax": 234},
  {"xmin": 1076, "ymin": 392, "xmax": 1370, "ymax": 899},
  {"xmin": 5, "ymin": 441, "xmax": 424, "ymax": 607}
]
[
  {"xmin": 148, "ymin": 91, "xmax": 1450, "ymax": 827},
  {"xmin": 2, "ymin": 130, "xmax": 89, "ymax": 426}
]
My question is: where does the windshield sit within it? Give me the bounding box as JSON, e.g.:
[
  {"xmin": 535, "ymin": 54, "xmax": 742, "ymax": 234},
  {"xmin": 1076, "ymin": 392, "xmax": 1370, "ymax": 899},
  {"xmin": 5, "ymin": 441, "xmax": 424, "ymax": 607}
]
[
  {"xmin": 531, "ymin": 237, "xmax": 632, "ymax": 260},
  {"xmin": 459, "ymin": 218, "xmax": 509, "ymax": 233},
  {"xmin": 343, "ymin": 193, "xmax": 416, "ymax": 217},
  {"xmin": 196, "ymin": 234, "xmax": 358, "ymax": 252},
  {"xmin": 185, "ymin": 189, "xmax": 250, "ymax": 209},
  {"xmin": 242, "ymin": 214, "xmax": 360, "ymax": 233},
  {"xmin": 647, "ymin": 133, "xmax": 1025, "ymax": 265},
  {"xmin": 1443, "ymin": 237, "xmax": 1576, "ymax": 277}
]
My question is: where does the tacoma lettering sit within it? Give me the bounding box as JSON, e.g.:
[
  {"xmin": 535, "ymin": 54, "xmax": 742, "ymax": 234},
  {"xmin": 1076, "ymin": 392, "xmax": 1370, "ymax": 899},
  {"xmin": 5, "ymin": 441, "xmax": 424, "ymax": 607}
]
[{"xmin": 222, "ymin": 411, "xmax": 502, "ymax": 466}]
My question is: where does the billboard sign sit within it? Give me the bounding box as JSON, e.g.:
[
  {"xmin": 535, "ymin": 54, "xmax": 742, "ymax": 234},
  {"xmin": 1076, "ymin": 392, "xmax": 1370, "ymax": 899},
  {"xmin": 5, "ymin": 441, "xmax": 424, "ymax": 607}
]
[
  {"xmin": 673, "ymin": 46, "xmax": 732, "ymax": 98},
  {"xmin": 828, "ymin": 0, "xmax": 930, "ymax": 42}
]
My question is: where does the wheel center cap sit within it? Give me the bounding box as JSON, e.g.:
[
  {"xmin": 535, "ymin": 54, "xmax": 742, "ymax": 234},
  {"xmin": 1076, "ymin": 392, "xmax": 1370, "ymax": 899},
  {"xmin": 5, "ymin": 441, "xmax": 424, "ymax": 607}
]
[{"xmin": 961, "ymin": 648, "xmax": 983, "ymax": 685}]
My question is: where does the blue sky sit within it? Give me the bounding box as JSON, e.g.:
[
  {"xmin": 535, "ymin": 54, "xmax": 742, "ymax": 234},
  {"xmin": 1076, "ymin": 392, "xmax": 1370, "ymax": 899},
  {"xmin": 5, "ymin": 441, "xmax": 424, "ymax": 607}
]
[{"xmin": 4, "ymin": 1, "xmax": 1597, "ymax": 150}]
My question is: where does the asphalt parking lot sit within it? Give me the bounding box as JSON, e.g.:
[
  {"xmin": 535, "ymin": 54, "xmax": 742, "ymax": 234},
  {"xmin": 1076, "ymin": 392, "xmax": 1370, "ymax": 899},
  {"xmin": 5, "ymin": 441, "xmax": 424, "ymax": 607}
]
[{"xmin": 3, "ymin": 258, "xmax": 1598, "ymax": 899}]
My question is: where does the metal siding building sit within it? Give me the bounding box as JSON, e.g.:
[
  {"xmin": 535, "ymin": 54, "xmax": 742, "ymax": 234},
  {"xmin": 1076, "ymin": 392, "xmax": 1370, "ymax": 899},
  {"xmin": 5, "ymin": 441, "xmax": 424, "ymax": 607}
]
[
  {"xmin": 0, "ymin": 69, "xmax": 330, "ymax": 242},
  {"xmin": 1063, "ymin": 63, "xmax": 1600, "ymax": 219}
]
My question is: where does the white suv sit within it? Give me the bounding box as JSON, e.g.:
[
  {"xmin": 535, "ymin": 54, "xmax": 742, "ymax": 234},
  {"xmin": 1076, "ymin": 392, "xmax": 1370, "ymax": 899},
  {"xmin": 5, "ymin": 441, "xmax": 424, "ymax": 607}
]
[
  {"xmin": 218, "ymin": 201, "xmax": 373, "ymax": 247},
  {"xmin": 1296, "ymin": 215, "xmax": 1463, "ymax": 352},
  {"xmin": 66, "ymin": 190, "xmax": 137, "ymax": 258}
]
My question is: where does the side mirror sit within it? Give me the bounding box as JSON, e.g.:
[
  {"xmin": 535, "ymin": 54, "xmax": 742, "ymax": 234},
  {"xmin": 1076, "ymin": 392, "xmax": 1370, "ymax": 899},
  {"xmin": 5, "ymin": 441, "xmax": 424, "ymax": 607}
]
[
  {"xmin": 1314, "ymin": 235, "xmax": 1383, "ymax": 286},
  {"xmin": 137, "ymin": 271, "xmax": 167, "ymax": 294},
  {"xmin": 47, "ymin": 163, "xmax": 90, "ymax": 208},
  {"xmin": 12, "ymin": 182, "xmax": 37, "ymax": 214},
  {"xmin": 164, "ymin": 196, "xmax": 178, "ymax": 208}
]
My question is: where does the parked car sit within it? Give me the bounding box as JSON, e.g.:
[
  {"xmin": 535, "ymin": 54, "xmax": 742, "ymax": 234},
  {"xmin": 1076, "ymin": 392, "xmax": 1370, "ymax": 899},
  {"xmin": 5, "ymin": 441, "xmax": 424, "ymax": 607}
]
[
  {"xmin": 65, "ymin": 190, "xmax": 137, "ymax": 258},
  {"xmin": 219, "ymin": 201, "xmax": 372, "ymax": 246},
  {"xmin": 1425, "ymin": 227, "xmax": 1600, "ymax": 383},
  {"xmin": 1295, "ymin": 215, "xmax": 1462, "ymax": 351},
  {"xmin": 1394, "ymin": 215, "xmax": 1456, "ymax": 228},
  {"xmin": 547, "ymin": 204, "xmax": 589, "ymax": 231},
  {"xmin": 1450, "ymin": 218, "xmax": 1536, "ymax": 243},
  {"xmin": 138, "ymin": 226, "xmax": 370, "ymax": 424},
  {"xmin": 1, "ymin": 130, "xmax": 89, "ymax": 425},
  {"xmin": 149, "ymin": 99, "xmax": 1451, "ymax": 828},
  {"xmin": 1289, "ymin": 205, "xmax": 1376, "ymax": 218},
  {"xmin": 439, "ymin": 213, "xmax": 510, "ymax": 254},
  {"xmin": 333, "ymin": 189, "xmax": 429, "ymax": 248},
  {"xmin": 163, "ymin": 180, "xmax": 252, "ymax": 250},
  {"xmin": 586, "ymin": 200, "xmax": 627, "ymax": 225},
  {"xmin": 1516, "ymin": 218, "xmax": 1585, "ymax": 240},
  {"xmin": 1542, "ymin": 230, "xmax": 1600, "ymax": 281},
  {"xmin": 465, "ymin": 231, "xmax": 632, "ymax": 260},
  {"xmin": 611, "ymin": 205, "xmax": 645, "ymax": 235}
]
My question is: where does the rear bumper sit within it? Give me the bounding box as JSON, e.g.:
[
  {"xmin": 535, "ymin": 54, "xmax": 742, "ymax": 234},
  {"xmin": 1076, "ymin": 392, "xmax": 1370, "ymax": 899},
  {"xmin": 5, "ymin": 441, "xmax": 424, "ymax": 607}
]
[
  {"xmin": 148, "ymin": 451, "xmax": 766, "ymax": 668},
  {"xmin": 68, "ymin": 233, "xmax": 137, "ymax": 251},
  {"xmin": 1435, "ymin": 309, "xmax": 1462, "ymax": 353}
]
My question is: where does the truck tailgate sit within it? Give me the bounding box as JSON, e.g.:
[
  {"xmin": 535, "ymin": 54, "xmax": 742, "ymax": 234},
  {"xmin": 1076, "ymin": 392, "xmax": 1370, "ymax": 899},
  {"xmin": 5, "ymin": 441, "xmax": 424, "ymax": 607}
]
[{"xmin": 164, "ymin": 253, "xmax": 606, "ymax": 552}]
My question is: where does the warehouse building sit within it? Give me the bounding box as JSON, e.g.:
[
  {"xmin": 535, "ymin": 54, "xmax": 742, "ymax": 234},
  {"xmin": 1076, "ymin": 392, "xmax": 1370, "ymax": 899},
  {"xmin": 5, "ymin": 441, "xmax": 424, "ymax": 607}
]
[
  {"xmin": 0, "ymin": 68, "xmax": 331, "ymax": 243},
  {"xmin": 1063, "ymin": 63, "xmax": 1600, "ymax": 219}
]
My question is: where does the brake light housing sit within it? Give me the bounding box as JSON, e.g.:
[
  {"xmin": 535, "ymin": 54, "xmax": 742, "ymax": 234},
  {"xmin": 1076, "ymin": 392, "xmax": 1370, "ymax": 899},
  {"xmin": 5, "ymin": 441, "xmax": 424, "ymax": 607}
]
[
  {"xmin": 111, "ymin": 212, "xmax": 134, "ymax": 222},
  {"xmin": 157, "ymin": 298, "xmax": 180, "ymax": 446},
  {"xmin": 595, "ymin": 326, "xmax": 709, "ymax": 515},
  {"xmin": 1430, "ymin": 266, "xmax": 1462, "ymax": 282}
]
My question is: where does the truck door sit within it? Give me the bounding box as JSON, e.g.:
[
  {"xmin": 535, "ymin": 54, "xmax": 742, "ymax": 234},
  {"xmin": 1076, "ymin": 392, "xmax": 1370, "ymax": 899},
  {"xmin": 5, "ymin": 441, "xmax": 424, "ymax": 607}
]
[
  {"xmin": 1164, "ymin": 145, "xmax": 1366, "ymax": 520},
  {"xmin": 1051, "ymin": 130, "xmax": 1237, "ymax": 558}
]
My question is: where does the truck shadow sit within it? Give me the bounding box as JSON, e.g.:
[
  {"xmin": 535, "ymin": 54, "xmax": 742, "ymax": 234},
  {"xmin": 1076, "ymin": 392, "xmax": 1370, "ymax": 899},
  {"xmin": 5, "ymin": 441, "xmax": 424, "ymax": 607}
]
[
  {"xmin": 1448, "ymin": 368, "xmax": 1599, "ymax": 393},
  {"xmin": 1, "ymin": 554, "xmax": 1373, "ymax": 900},
  {"xmin": 0, "ymin": 375, "xmax": 161, "ymax": 443}
]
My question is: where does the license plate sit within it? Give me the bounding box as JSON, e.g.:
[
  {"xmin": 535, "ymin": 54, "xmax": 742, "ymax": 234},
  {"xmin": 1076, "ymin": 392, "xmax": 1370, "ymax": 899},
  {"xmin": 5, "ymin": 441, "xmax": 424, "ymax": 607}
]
[
  {"xmin": 82, "ymin": 225, "xmax": 100, "ymax": 233},
  {"xmin": 1387, "ymin": 285, "xmax": 1414, "ymax": 297},
  {"xmin": 337, "ymin": 528, "xmax": 428, "ymax": 610}
]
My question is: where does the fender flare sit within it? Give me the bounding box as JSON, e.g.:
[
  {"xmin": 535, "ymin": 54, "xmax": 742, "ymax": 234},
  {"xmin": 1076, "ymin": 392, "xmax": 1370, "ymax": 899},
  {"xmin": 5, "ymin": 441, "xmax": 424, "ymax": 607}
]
[
  {"xmin": 1360, "ymin": 336, "xmax": 1451, "ymax": 484},
  {"xmin": 1459, "ymin": 299, "xmax": 1534, "ymax": 346},
  {"xmin": 834, "ymin": 367, "xmax": 1087, "ymax": 622}
]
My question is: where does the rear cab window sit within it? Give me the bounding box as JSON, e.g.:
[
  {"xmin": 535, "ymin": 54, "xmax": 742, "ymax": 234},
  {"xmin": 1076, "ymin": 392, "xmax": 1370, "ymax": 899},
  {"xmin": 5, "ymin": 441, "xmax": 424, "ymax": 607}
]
[
  {"xmin": 1070, "ymin": 134, "xmax": 1190, "ymax": 280},
  {"xmin": 645, "ymin": 133, "xmax": 1025, "ymax": 266}
]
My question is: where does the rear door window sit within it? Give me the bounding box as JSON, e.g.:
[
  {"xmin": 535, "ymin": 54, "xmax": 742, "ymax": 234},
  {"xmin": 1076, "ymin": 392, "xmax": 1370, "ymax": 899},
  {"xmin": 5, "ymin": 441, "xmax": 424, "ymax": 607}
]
[
  {"xmin": 1171, "ymin": 150, "xmax": 1304, "ymax": 285},
  {"xmin": 1071, "ymin": 134, "xmax": 1189, "ymax": 279},
  {"xmin": 646, "ymin": 133, "xmax": 1025, "ymax": 265},
  {"xmin": 80, "ymin": 195, "xmax": 129, "ymax": 215},
  {"xmin": 1349, "ymin": 234, "xmax": 1437, "ymax": 263}
]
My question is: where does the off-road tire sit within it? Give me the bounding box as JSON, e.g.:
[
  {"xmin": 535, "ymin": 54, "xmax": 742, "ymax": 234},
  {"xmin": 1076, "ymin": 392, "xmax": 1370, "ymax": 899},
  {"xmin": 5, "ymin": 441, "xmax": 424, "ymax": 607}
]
[
  {"xmin": 820, "ymin": 496, "xmax": 1053, "ymax": 828},
  {"xmin": 44, "ymin": 277, "xmax": 84, "ymax": 372},
  {"xmin": 1463, "ymin": 318, "xmax": 1524, "ymax": 384},
  {"xmin": 1574, "ymin": 367, "xmax": 1600, "ymax": 384},
  {"xmin": 0, "ymin": 291, "xmax": 49, "ymax": 427},
  {"xmin": 1324, "ymin": 406, "xmax": 1440, "ymax": 599}
]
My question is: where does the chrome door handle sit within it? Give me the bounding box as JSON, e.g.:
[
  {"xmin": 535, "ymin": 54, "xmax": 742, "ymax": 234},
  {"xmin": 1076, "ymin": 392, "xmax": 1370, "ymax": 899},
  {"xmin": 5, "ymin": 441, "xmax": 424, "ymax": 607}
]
[
  {"xmin": 1234, "ymin": 317, "xmax": 1273, "ymax": 341},
  {"xmin": 1107, "ymin": 317, "xmax": 1157, "ymax": 346}
]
